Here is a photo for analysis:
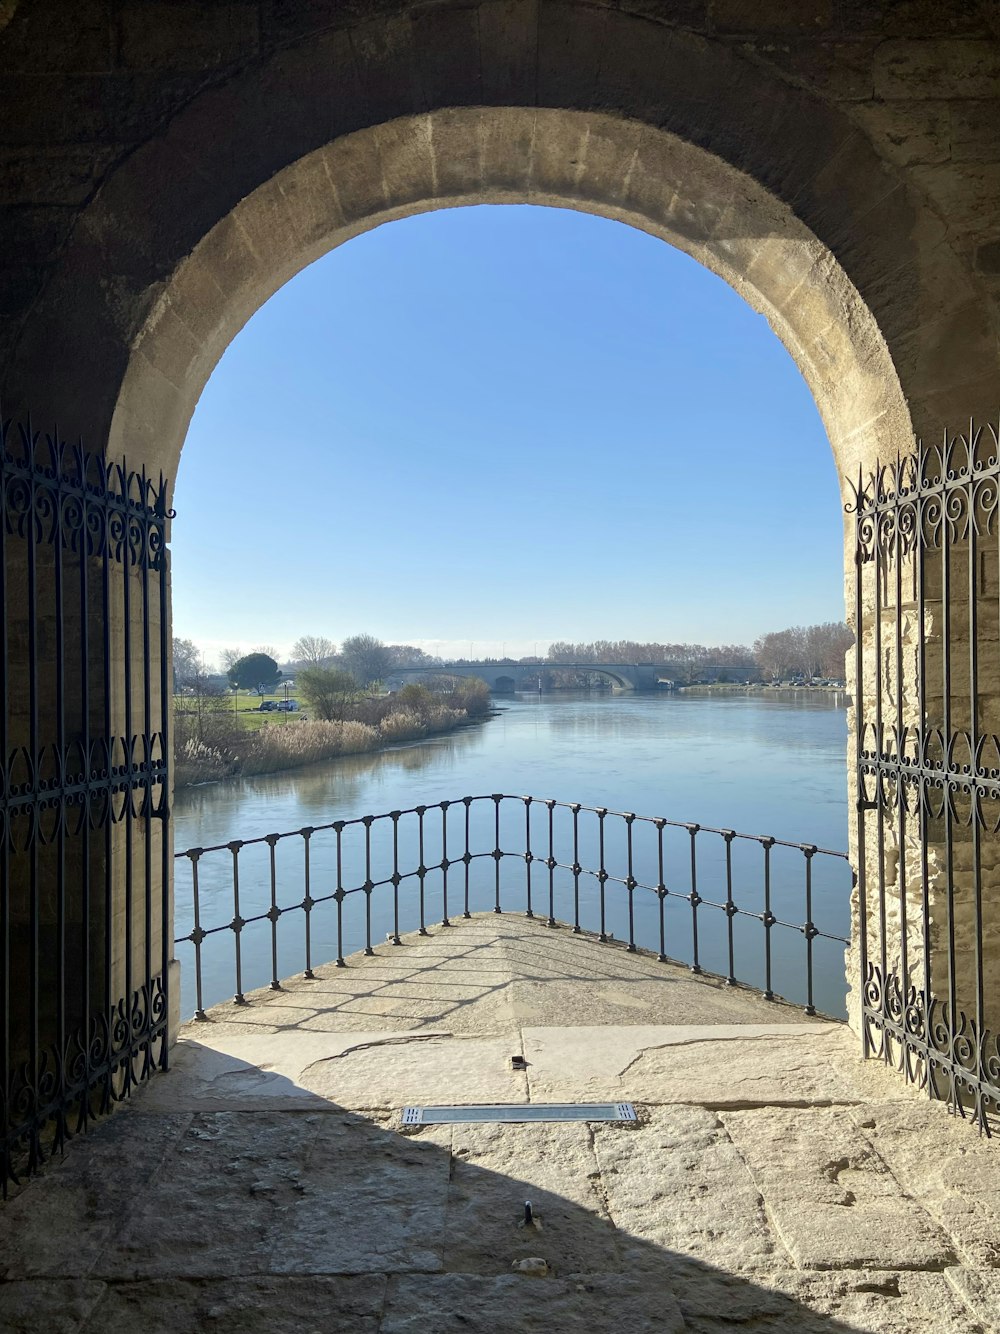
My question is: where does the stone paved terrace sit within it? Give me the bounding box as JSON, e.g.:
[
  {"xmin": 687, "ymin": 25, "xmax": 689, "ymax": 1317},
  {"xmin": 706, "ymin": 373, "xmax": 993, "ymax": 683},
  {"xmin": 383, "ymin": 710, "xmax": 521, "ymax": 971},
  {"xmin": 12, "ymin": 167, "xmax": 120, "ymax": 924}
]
[{"xmin": 2, "ymin": 915, "xmax": 1000, "ymax": 1333}]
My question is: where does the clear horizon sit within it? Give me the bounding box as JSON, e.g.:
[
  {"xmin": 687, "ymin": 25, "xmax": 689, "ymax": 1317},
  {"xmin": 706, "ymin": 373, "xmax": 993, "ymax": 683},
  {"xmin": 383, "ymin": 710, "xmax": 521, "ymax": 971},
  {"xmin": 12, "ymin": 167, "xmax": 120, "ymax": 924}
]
[{"xmin": 173, "ymin": 204, "xmax": 844, "ymax": 670}]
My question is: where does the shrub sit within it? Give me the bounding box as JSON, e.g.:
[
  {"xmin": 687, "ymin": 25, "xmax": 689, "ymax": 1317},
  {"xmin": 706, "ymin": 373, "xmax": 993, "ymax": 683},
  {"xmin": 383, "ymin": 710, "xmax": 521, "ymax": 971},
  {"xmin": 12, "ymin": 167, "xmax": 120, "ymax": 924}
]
[
  {"xmin": 394, "ymin": 683, "xmax": 436, "ymax": 717},
  {"xmin": 378, "ymin": 709, "xmax": 426, "ymax": 742},
  {"xmin": 240, "ymin": 720, "xmax": 379, "ymax": 776},
  {"xmin": 297, "ymin": 665, "xmax": 358, "ymax": 721},
  {"xmin": 444, "ymin": 677, "xmax": 491, "ymax": 717},
  {"xmin": 174, "ymin": 737, "xmax": 236, "ymax": 786}
]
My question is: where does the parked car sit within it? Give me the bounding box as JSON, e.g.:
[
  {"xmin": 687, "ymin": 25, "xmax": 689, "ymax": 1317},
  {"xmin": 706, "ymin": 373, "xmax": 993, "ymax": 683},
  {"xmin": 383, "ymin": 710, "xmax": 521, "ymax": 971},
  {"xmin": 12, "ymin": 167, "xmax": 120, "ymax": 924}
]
[
  {"xmin": 275, "ymin": 699, "xmax": 300, "ymax": 711},
  {"xmin": 258, "ymin": 700, "xmax": 277, "ymax": 711}
]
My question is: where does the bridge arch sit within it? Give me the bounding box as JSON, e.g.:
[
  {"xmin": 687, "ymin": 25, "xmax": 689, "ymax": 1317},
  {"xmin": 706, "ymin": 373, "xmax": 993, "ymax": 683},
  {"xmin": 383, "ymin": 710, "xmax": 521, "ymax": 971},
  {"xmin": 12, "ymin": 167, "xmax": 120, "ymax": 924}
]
[{"xmin": 547, "ymin": 666, "xmax": 637, "ymax": 691}]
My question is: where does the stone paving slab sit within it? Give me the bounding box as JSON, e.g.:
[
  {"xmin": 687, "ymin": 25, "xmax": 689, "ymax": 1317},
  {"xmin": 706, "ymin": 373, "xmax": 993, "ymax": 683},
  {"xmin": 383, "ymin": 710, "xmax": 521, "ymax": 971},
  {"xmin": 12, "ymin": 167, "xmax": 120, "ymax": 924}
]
[
  {"xmin": 0, "ymin": 1280, "xmax": 106, "ymax": 1333},
  {"xmin": 135, "ymin": 1030, "xmax": 522, "ymax": 1113},
  {"xmin": 944, "ymin": 1269, "xmax": 1000, "ymax": 1333},
  {"xmin": 96, "ymin": 1276, "xmax": 385, "ymax": 1334},
  {"xmin": 440, "ymin": 1121, "xmax": 619, "ymax": 1276},
  {"xmin": 110, "ymin": 1111, "xmax": 449, "ymax": 1281},
  {"xmin": 299, "ymin": 1033, "xmax": 528, "ymax": 1109},
  {"xmin": 591, "ymin": 1105, "xmax": 788, "ymax": 1274},
  {"xmin": 672, "ymin": 1266, "xmax": 990, "ymax": 1333},
  {"xmin": 851, "ymin": 1100, "xmax": 1000, "ymax": 1268},
  {"xmin": 0, "ymin": 1114, "xmax": 192, "ymax": 1282},
  {"xmin": 523, "ymin": 1023, "xmax": 863, "ymax": 1106},
  {"xmin": 722, "ymin": 1106, "xmax": 956, "ymax": 1271},
  {"xmin": 378, "ymin": 1273, "xmax": 687, "ymax": 1334}
]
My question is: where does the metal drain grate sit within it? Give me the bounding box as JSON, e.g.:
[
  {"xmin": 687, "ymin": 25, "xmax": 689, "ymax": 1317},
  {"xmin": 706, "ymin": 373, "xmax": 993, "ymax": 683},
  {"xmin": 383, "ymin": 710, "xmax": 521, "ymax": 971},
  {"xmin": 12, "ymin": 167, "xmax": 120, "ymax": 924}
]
[{"xmin": 401, "ymin": 1102, "xmax": 637, "ymax": 1125}]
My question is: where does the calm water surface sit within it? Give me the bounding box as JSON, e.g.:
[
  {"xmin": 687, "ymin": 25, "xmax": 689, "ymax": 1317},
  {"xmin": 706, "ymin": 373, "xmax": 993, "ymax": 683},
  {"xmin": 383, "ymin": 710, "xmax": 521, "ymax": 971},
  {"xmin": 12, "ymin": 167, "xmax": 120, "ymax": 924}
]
[{"xmin": 174, "ymin": 691, "xmax": 851, "ymax": 1019}]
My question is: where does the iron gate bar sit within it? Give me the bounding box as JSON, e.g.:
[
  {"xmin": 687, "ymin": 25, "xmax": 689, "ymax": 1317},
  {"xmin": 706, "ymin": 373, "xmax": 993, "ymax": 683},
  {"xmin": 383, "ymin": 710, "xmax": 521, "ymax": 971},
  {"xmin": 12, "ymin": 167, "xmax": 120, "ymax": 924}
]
[
  {"xmin": 1, "ymin": 416, "xmax": 173, "ymax": 1194},
  {"xmin": 849, "ymin": 418, "xmax": 1000, "ymax": 1133}
]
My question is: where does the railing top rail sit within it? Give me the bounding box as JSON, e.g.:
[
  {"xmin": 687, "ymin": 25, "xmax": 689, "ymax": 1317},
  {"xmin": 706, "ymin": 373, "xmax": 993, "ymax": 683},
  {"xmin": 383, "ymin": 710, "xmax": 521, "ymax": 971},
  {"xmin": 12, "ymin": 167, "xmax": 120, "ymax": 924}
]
[{"xmin": 174, "ymin": 793, "xmax": 850, "ymax": 863}]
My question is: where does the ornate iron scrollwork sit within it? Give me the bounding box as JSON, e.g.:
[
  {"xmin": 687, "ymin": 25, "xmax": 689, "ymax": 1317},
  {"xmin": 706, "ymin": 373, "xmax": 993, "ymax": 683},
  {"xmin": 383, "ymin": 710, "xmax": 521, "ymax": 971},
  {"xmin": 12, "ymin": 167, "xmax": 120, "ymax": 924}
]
[
  {"xmin": 1, "ymin": 416, "xmax": 174, "ymax": 1192},
  {"xmin": 850, "ymin": 418, "xmax": 1000, "ymax": 1133}
]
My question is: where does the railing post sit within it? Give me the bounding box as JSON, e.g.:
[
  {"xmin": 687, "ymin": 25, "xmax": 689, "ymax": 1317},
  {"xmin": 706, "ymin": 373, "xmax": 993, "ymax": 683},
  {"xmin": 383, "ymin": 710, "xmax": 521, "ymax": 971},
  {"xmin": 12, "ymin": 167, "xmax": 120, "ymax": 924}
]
[
  {"xmin": 723, "ymin": 830, "xmax": 736, "ymax": 986},
  {"xmin": 462, "ymin": 797, "xmax": 472, "ymax": 919},
  {"xmin": 687, "ymin": 825, "xmax": 702, "ymax": 975},
  {"xmin": 363, "ymin": 815, "xmax": 375, "ymax": 955},
  {"xmin": 266, "ymin": 834, "xmax": 281, "ymax": 991},
  {"xmin": 188, "ymin": 850, "xmax": 207, "ymax": 1020},
  {"xmin": 597, "ymin": 809, "xmax": 608, "ymax": 943},
  {"xmin": 571, "ymin": 803, "xmax": 581, "ymax": 933},
  {"xmin": 625, "ymin": 813, "xmax": 636, "ymax": 952},
  {"xmin": 334, "ymin": 822, "xmax": 345, "ymax": 967},
  {"xmin": 301, "ymin": 828, "xmax": 315, "ymax": 979},
  {"xmin": 390, "ymin": 811, "xmax": 402, "ymax": 945},
  {"xmin": 546, "ymin": 800, "xmax": 557, "ymax": 928},
  {"xmin": 802, "ymin": 845, "xmax": 818, "ymax": 1016},
  {"xmin": 761, "ymin": 837, "xmax": 775, "ymax": 1001},
  {"xmin": 228, "ymin": 841, "xmax": 246, "ymax": 1004},
  {"xmin": 524, "ymin": 796, "xmax": 534, "ymax": 918},
  {"xmin": 441, "ymin": 800, "xmax": 451, "ymax": 927},
  {"xmin": 416, "ymin": 806, "xmax": 427, "ymax": 936},
  {"xmin": 655, "ymin": 819, "xmax": 667, "ymax": 964},
  {"xmin": 492, "ymin": 794, "xmax": 503, "ymax": 914}
]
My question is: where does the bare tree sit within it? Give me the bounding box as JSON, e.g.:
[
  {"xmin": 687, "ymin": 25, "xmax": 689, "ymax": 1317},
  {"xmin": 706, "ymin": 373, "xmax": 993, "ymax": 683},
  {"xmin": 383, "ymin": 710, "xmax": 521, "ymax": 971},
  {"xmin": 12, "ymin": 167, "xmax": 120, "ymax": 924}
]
[
  {"xmin": 753, "ymin": 630, "xmax": 796, "ymax": 680},
  {"xmin": 754, "ymin": 623, "xmax": 853, "ymax": 680},
  {"xmin": 292, "ymin": 635, "xmax": 337, "ymax": 667},
  {"xmin": 387, "ymin": 644, "xmax": 441, "ymax": 668},
  {"xmin": 172, "ymin": 637, "xmax": 202, "ymax": 690},
  {"xmin": 340, "ymin": 633, "xmax": 393, "ymax": 686},
  {"xmin": 219, "ymin": 647, "xmax": 243, "ymax": 673}
]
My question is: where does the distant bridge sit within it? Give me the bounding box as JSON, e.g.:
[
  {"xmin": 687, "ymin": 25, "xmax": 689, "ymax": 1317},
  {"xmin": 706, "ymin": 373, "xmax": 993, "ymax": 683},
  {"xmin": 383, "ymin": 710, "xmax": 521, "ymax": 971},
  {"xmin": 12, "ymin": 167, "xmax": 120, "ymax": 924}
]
[{"xmin": 385, "ymin": 662, "xmax": 755, "ymax": 693}]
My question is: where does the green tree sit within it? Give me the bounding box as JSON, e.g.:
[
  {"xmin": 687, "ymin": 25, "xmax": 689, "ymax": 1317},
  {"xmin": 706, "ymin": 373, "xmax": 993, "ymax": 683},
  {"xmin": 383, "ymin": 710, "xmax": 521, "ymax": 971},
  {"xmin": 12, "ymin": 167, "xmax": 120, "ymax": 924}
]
[
  {"xmin": 297, "ymin": 665, "xmax": 358, "ymax": 721},
  {"xmin": 227, "ymin": 651, "xmax": 281, "ymax": 693}
]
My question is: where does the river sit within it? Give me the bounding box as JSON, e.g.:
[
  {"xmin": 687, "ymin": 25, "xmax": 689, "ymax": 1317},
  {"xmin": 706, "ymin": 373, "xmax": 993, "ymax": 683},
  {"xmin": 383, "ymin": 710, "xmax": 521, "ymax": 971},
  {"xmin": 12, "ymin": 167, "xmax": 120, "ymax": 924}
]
[{"xmin": 173, "ymin": 690, "xmax": 852, "ymax": 1020}]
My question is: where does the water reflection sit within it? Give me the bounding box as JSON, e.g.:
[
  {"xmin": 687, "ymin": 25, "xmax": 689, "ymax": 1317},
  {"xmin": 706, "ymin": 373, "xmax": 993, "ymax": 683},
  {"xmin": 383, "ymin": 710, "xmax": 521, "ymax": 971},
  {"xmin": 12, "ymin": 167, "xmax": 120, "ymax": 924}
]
[{"xmin": 174, "ymin": 692, "xmax": 851, "ymax": 1020}]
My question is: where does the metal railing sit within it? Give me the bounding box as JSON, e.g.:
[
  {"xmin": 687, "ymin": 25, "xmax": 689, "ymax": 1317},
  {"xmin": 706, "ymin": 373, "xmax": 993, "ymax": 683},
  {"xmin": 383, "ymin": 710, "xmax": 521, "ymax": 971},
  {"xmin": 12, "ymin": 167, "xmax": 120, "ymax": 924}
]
[{"xmin": 174, "ymin": 795, "xmax": 853, "ymax": 1022}]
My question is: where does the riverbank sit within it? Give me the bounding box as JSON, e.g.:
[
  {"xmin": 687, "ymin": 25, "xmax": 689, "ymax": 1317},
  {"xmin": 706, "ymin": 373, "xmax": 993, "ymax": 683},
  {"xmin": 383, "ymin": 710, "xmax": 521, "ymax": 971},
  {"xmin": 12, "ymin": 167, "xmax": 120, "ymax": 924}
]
[
  {"xmin": 178, "ymin": 693, "xmax": 498, "ymax": 784},
  {"xmin": 680, "ymin": 683, "xmax": 847, "ymax": 696}
]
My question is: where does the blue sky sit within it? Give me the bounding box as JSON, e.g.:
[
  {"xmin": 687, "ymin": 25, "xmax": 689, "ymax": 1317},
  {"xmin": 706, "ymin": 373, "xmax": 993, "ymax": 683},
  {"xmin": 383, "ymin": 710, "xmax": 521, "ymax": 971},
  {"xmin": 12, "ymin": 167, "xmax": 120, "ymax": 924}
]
[{"xmin": 173, "ymin": 204, "xmax": 844, "ymax": 666}]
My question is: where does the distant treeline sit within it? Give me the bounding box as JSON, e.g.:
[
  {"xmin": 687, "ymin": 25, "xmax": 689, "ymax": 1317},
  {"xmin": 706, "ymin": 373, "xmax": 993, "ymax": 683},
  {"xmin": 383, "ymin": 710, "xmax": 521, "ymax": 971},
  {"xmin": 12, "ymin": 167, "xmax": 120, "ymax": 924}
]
[{"xmin": 546, "ymin": 624, "xmax": 854, "ymax": 682}]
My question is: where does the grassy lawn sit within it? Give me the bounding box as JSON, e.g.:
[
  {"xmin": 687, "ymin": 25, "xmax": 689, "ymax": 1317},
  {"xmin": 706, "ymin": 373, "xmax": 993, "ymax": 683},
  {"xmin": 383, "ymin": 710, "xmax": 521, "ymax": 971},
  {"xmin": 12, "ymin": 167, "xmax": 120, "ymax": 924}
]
[{"xmin": 174, "ymin": 690, "xmax": 309, "ymax": 731}]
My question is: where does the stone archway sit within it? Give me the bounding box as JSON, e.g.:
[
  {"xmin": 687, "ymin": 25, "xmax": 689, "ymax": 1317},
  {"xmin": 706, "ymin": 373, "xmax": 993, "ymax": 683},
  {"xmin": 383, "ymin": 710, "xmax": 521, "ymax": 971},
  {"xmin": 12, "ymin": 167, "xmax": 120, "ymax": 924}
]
[
  {"xmin": 6, "ymin": 4, "xmax": 995, "ymax": 467},
  {"xmin": 105, "ymin": 106, "xmax": 912, "ymax": 492},
  {"xmin": 3, "ymin": 1, "xmax": 1000, "ymax": 1178}
]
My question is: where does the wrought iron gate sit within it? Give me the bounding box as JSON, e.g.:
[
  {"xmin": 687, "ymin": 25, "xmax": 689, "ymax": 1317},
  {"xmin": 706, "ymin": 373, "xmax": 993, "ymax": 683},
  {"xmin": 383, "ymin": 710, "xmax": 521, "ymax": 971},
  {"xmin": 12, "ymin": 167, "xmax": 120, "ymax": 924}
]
[
  {"xmin": 1, "ymin": 418, "xmax": 172, "ymax": 1191},
  {"xmin": 851, "ymin": 419, "xmax": 1000, "ymax": 1132}
]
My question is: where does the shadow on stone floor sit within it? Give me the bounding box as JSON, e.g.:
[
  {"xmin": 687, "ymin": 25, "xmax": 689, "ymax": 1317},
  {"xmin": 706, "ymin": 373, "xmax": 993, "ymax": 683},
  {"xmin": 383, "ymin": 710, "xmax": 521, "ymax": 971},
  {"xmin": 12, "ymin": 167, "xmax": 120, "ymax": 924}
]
[{"xmin": 0, "ymin": 1042, "xmax": 965, "ymax": 1334}]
